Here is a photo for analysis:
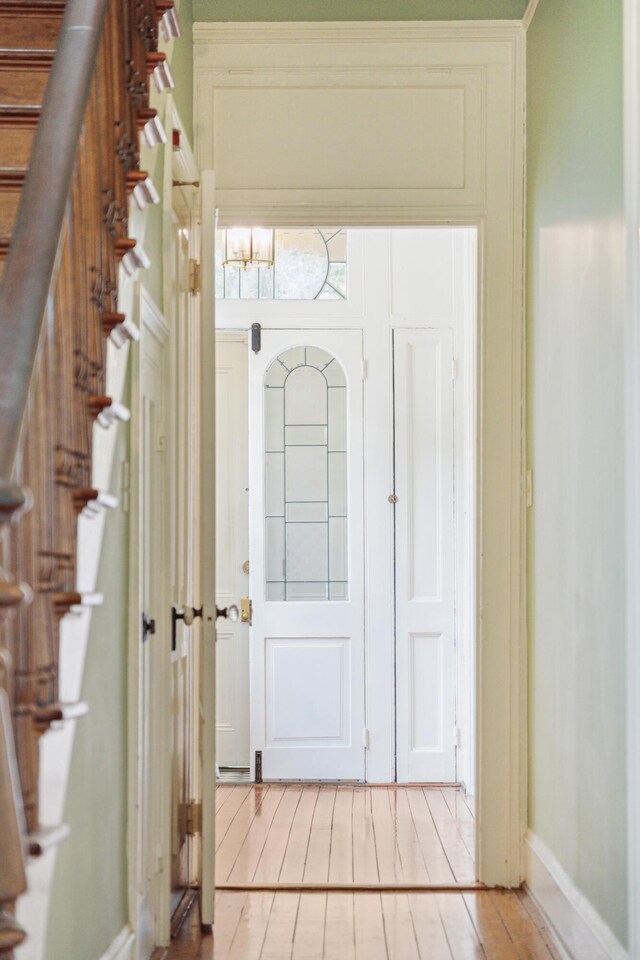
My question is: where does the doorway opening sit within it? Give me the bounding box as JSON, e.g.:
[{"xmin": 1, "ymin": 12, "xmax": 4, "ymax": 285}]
[{"xmin": 214, "ymin": 228, "xmax": 477, "ymax": 805}]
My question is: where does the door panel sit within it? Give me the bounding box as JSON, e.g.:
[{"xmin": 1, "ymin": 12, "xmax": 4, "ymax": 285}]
[
  {"xmin": 394, "ymin": 328, "xmax": 456, "ymax": 782},
  {"xmin": 170, "ymin": 215, "xmax": 192, "ymax": 915},
  {"xmin": 215, "ymin": 337, "xmax": 250, "ymax": 767},
  {"xmin": 250, "ymin": 330, "xmax": 365, "ymax": 781}
]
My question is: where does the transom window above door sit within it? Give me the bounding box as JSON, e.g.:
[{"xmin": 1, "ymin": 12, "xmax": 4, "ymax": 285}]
[
  {"xmin": 216, "ymin": 228, "xmax": 347, "ymax": 301},
  {"xmin": 264, "ymin": 347, "xmax": 348, "ymax": 601}
]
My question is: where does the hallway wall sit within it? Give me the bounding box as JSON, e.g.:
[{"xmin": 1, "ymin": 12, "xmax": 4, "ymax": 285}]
[
  {"xmin": 526, "ymin": 0, "xmax": 627, "ymax": 947},
  {"xmin": 192, "ymin": 0, "xmax": 527, "ymax": 20},
  {"xmin": 44, "ymin": 424, "xmax": 130, "ymax": 960}
]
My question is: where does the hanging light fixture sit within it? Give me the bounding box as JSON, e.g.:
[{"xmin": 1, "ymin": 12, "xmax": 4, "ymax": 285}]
[{"xmin": 223, "ymin": 227, "xmax": 275, "ymax": 269}]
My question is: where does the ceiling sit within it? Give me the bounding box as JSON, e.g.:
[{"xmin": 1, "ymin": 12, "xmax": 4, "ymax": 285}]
[{"xmin": 193, "ymin": 0, "xmax": 529, "ymax": 23}]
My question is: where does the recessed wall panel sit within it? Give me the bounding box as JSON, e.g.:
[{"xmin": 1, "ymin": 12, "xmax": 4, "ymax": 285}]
[
  {"xmin": 215, "ymin": 630, "xmax": 234, "ymax": 731},
  {"xmin": 406, "ymin": 340, "xmax": 443, "ymax": 602},
  {"xmin": 410, "ymin": 633, "xmax": 444, "ymax": 753},
  {"xmin": 266, "ymin": 638, "xmax": 350, "ymax": 745},
  {"xmin": 215, "ymin": 88, "xmax": 466, "ymax": 191},
  {"xmin": 391, "ymin": 229, "xmax": 456, "ymax": 321}
]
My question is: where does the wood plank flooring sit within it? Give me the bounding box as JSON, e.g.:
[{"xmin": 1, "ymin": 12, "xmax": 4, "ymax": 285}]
[
  {"xmin": 163, "ymin": 785, "xmax": 563, "ymax": 960},
  {"xmin": 165, "ymin": 890, "xmax": 564, "ymax": 960},
  {"xmin": 215, "ymin": 785, "xmax": 476, "ymax": 888}
]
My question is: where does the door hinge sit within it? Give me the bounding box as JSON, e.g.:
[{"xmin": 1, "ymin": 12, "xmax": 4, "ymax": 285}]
[
  {"xmin": 185, "ymin": 800, "xmax": 203, "ymax": 836},
  {"xmin": 363, "ymin": 728, "xmax": 370, "ymax": 749},
  {"xmin": 142, "ymin": 613, "xmax": 156, "ymax": 642},
  {"xmin": 361, "ymin": 359, "xmax": 368, "ymax": 380},
  {"xmin": 451, "ymin": 359, "xmax": 459, "ymax": 380},
  {"xmin": 188, "ymin": 258, "xmax": 200, "ymax": 295},
  {"xmin": 455, "ymin": 727, "xmax": 462, "ymax": 749}
]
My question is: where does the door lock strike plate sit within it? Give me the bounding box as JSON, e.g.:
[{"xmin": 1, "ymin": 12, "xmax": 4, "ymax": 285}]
[{"xmin": 241, "ymin": 597, "xmax": 252, "ymax": 624}]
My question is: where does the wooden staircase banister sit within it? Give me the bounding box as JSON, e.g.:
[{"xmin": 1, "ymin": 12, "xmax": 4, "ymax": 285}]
[
  {"xmin": 0, "ymin": 0, "xmax": 177, "ymax": 953},
  {"xmin": 0, "ymin": 0, "xmax": 108, "ymax": 473}
]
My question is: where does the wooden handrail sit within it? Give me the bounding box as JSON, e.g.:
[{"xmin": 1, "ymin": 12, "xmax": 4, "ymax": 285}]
[{"xmin": 0, "ymin": 0, "xmax": 109, "ymax": 474}]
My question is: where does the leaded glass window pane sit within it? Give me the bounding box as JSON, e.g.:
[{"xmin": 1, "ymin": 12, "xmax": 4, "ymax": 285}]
[
  {"xmin": 216, "ymin": 228, "xmax": 348, "ymax": 301},
  {"xmin": 264, "ymin": 347, "xmax": 348, "ymax": 602}
]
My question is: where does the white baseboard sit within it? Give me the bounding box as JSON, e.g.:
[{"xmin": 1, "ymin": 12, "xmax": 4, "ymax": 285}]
[
  {"xmin": 525, "ymin": 831, "xmax": 628, "ymax": 960},
  {"xmin": 99, "ymin": 927, "xmax": 134, "ymax": 960}
]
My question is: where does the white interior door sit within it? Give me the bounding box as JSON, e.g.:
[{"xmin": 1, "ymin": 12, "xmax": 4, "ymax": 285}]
[
  {"xmin": 215, "ymin": 335, "xmax": 250, "ymax": 768},
  {"xmin": 198, "ymin": 170, "xmax": 217, "ymax": 925},
  {"xmin": 249, "ymin": 329, "xmax": 365, "ymax": 781},
  {"xmin": 394, "ymin": 328, "xmax": 457, "ymax": 783},
  {"xmin": 137, "ymin": 301, "xmax": 170, "ymax": 959}
]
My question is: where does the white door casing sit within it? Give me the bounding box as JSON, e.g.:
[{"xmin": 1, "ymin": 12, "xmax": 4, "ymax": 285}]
[
  {"xmin": 249, "ymin": 329, "xmax": 365, "ymax": 781},
  {"xmin": 195, "ymin": 21, "xmax": 525, "ymax": 884},
  {"xmin": 215, "ymin": 335, "xmax": 250, "ymax": 768},
  {"xmin": 394, "ymin": 328, "xmax": 457, "ymax": 783}
]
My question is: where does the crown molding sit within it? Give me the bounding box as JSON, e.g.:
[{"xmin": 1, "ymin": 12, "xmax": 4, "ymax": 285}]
[
  {"xmin": 193, "ymin": 19, "xmax": 524, "ymax": 45},
  {"xmin": 522, "ymin": 0, "xmax": 541, "ymax": 31}
]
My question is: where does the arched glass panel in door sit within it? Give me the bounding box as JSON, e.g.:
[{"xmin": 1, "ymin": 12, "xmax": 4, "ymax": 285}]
[{"xmin": 264, "ymin": 347, "xmax": 348, "ymax": 601}]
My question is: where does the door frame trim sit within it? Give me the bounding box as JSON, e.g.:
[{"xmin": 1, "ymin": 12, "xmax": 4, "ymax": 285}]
[
  {"xmin": 197, "ymin": 20, "xmax": 526, "ymax": 886},
  {"xmin": 623, "ymin": 0, "xmax": 640, "ymax": 952}
]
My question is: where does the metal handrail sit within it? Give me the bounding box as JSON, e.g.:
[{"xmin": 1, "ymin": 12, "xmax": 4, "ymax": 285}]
[{"xmin": 0, "ymin": 0, "xmax": 109, "ymax": 474}]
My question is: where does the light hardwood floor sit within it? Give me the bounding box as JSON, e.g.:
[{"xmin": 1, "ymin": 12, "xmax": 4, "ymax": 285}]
[
  {"xmin": 215, "ymin": 785, "xmax": 476, "ymax": 888},
  {"xmin": 163, "ymin": 786, "xmax": 562, "ymax": 960},
  {"xmin": 166, "ymin": 890, "xmax": 564, "ymax": 959}
]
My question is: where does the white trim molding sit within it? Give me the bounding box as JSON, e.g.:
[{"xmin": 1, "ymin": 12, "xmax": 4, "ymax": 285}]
[
  {"xmin": 624, "ymin": 0, "xmax": 640, "ymax": 955},
  {"xmin": 526, "ymin": 832, "xmax": 629, "ymax": 960},
  {"xmin": 193, "ymin": 20, "xmax": 524, "ymax": 44},
  {"xmin": 98, "ymin": 927, "xmax": 134, "ymax": 960}
]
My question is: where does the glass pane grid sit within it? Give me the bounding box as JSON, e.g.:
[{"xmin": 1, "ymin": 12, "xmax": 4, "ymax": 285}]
[{"xmin": 264, "ymin": 347, "xmax": 349, "ymax": 602}]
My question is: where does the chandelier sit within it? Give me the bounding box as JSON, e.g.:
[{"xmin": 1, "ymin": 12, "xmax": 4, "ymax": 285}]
[{"xmin": 222, "ymin": 227, "xmax": 275, "ymax": 269}]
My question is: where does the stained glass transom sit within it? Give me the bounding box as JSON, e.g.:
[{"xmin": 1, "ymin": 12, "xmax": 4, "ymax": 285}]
[
  {"xmin": 264, "ymin": 347, "xmax": 348, "ymax": 602},
  {"xmin": 216, "ymin": 228, "xmax": 347, "ymax": 301}
]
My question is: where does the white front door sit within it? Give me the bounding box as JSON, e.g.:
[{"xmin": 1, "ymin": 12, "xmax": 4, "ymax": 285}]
[
  {"xmin": 249, "ymin": 329, "xmax": 365, "ymax": 781},
  {"xmin": 394, "ymin": 328, "xmax": 457, "ymax": 782}
]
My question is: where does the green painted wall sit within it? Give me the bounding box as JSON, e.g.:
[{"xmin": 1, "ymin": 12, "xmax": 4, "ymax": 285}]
[
  {"xmin": 167, "ymin": 0, "xmax": 194, "ymax": 144},
  {"xmin": 44, "ymin": 423, "xmax": 130, "ymax": 960},
  {"xmin": 42, "ymin": 12, "xmax": 196, "ymax": 955},
  {"xmin": 144, "ymin": 0, "xmax": 194, "ymax": 307},
  {"xmin": 193, "ymin": 0, "xmax": 526, "ymax": 22},
  {"xmin": 527, "ymin": 0, "xmax": 627, "ymax": 945}
]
